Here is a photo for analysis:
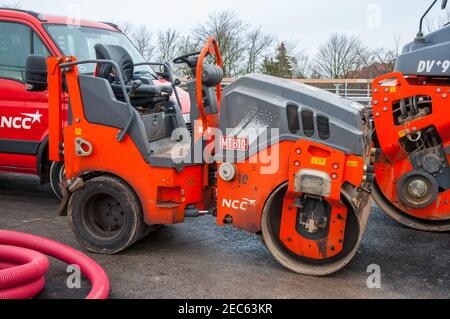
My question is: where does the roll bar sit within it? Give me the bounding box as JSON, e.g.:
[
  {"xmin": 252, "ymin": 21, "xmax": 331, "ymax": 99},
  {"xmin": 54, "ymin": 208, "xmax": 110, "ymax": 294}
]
[{"xmin": 60, "ymin": 59, "xmax": 135, "ymax": 142}]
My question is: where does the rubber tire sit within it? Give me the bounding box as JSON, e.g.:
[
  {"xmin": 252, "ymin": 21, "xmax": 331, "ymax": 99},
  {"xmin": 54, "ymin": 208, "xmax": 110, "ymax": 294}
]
[
  {"xmin": 50, "ymin": 161, "xmax": 65, "ymax": 200},
  {"xmin": 68, "ymin": 175, "xmax": 148, "ymax": 255}
]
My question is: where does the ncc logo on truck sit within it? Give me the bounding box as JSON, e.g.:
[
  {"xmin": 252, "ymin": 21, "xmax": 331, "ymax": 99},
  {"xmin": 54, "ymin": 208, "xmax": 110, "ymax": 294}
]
[{"xmin": 0, "ymin": 111, "xmax": 42, "ymax": 130}]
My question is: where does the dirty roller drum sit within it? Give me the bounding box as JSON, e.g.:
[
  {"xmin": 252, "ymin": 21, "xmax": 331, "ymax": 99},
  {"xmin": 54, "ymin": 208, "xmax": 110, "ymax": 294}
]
[
  {"xmin": 262, "ymin": 183, "xmax": 372, "ymax": 276},
  {"xmin": 372, "ymin": 132, "xmax": 450, "ymax": 232}
]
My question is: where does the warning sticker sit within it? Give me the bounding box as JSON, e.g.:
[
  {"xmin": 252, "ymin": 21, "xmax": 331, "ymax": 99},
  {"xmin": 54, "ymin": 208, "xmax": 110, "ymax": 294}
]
[
  {"xmin": 347, "ymin": 161, "xmax": 359, "ymax": 167},
  {"xmin": 311, "ymin": 157, "xmax": 327, "ymax": 166}
]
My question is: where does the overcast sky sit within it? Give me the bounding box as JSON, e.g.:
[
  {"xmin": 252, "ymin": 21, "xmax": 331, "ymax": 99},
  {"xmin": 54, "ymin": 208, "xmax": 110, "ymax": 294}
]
[{"xmin": 5, "ymin": 0, "xmax": 447, "ymax": 55}]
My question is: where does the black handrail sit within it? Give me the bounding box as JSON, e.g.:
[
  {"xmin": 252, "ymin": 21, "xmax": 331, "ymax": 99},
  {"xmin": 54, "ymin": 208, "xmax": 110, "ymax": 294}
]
[{"xmin": 60, "ymin": 59, "xmax": 135, "ymax": 142}]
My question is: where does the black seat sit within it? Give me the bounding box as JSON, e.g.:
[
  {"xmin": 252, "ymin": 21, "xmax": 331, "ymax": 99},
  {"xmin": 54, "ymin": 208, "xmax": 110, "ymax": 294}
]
[{"xmin": 94, "ymin": 44, "xmax": 173, "ymax": 107}]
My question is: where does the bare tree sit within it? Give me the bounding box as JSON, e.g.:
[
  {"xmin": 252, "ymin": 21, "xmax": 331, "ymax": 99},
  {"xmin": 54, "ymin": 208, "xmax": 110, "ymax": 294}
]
[
  {"xmin": 157, "ymin": 29, "xmax": 182, "ymax": 63},
  {"xmin": 313, "ymin": 33, "xmax": 366, "ymax": 79},
  {"xmin": 131, "ymin": 24, "xmax": 155, "ymax": 61},
  {"xmin": 114, "ymin": 20, "xmax": 134, "ymax": 38},
  {"xmin": 194, "ymin": 11, "xmax": 247, "ymax": 77},
  {"xmin": 245, "ymin": 27, "xmax": 273, "ymax": 74},
  {"xmin": 424, "ymin": 8, "xmax": 450, "ymax": 33},
  {"xmin": 393, "ymin": 34, "xmax": 402, "ymax": 58},
  {"xmin": 291, "ymin": 51, "xmax": 311, "ymax": 79},
  {"xmin": 283, "ymin": 41, "xmax": 311, "ymax": 78}
]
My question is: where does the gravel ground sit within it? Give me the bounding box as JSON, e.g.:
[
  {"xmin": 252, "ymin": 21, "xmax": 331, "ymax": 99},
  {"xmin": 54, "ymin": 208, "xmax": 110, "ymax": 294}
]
[{"xmin": 0, "ymin": 173, "xmax": 449, "ymax": 299}]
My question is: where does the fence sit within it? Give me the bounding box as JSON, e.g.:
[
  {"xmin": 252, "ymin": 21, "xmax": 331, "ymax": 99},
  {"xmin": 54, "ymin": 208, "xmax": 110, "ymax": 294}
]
[{"xmin": 221, "ymin": 78, "xmax": 373, "ymax": 105}]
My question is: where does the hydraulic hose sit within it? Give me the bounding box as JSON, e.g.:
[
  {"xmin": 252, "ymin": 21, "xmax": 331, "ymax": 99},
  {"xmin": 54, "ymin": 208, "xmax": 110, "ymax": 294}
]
[{"xmin": 0, "ymin": 230, "xmax": 109, "ymax": 299}]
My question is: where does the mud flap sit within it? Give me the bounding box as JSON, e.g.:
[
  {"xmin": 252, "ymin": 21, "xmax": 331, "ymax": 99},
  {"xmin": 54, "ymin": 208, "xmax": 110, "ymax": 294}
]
[
  {"xmin": 57, "ymin": 178, "xmax": 84, "ymax": 216},
  {"xmin": 57, "ymin": 182, "xmax": 70, "ymax": 216}
]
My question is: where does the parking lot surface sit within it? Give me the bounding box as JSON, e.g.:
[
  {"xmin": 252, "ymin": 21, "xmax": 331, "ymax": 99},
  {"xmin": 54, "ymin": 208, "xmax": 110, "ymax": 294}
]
[{"xmin": 0, "ymin": 173, "xmax": 449, "ymax": 299}]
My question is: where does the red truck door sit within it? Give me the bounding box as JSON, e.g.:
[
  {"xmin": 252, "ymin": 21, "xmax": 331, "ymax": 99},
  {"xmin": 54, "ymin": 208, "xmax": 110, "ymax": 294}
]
[{"xmin": 0, "ymin": 20, "xmax": 51, "ymax": 175}]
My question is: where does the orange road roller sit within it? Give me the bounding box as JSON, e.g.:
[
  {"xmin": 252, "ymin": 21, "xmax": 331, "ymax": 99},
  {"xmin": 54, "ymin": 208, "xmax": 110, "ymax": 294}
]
[{"xmin": 25, "ymin": 37, "xmax": 374, "ymax": 276}]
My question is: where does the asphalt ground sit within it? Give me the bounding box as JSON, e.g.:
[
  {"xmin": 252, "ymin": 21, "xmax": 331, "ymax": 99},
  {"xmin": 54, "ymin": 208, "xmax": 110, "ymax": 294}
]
[{"xmin": 0, "ymin": 173, "xmax": 449, "ymax": 299}]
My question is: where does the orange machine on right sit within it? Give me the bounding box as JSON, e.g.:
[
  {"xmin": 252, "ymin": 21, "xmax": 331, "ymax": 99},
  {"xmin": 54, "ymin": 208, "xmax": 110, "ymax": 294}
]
[{"xmin": 372, "ymin": 0, "xmax": 450, "ymax": 232}]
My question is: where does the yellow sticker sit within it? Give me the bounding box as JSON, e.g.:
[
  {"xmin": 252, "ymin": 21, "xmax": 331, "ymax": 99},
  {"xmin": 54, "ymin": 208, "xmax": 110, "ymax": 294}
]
[
  {"xmin": 390, "ymin": 87, "xmax": 396, "ymax": 93},
  {"xmin": 347, "ymin": 161, "xmax": 359, "ymax": 167},
  {"xmin": 75, "ymin": 128, "xmax": 82, "ymax": 136},
  {"xmin": 311, "ymin": 157, "xmax": 327, "ymax": 166},
  {"xmin": 399, "ymin": 130, "xmax": 406, "ymax": 138}
]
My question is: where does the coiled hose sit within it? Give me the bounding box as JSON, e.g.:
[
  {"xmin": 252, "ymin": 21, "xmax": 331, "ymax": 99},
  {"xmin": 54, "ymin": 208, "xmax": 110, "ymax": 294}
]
[{"xmin": 0, "ymin": 230, "xmax": 109, "ymax": 299}]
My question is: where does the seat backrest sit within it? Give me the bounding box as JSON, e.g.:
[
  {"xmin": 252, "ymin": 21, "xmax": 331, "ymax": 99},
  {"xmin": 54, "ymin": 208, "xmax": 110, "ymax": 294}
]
[{"xmin": 94, "ymin": 44, "xmax": 134, "ymax": 84}]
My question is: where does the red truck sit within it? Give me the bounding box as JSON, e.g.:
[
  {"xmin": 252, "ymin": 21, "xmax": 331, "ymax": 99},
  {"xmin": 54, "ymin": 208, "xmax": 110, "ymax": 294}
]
[{"xmin": 0, "ymin": 8, "xmax": 190, "ymax": 198}]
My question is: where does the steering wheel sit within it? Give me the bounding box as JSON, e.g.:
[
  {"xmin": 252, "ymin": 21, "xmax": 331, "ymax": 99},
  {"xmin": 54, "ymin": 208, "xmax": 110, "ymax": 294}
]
[{"xmin": 173, "ymin": 51, "xmax": 202, "ymax": 68}]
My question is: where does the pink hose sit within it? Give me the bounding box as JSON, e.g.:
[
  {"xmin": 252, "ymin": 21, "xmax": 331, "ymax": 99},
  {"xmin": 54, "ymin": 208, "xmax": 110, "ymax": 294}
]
[{"xmin": 0, "ymin": 230, "xmax": 109, "ymax": 299}]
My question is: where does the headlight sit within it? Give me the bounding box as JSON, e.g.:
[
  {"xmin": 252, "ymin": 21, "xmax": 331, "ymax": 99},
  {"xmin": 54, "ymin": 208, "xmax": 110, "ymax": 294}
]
[{"xmin": 294, "ymin": 169, "xmax": 332, "ymax": 197}]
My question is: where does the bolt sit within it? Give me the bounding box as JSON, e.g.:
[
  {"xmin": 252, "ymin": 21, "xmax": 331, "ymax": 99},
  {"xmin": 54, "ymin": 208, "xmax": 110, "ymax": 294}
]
[
  {"xmin": 375, "ymin": 112, "xmax": 380, "ymax": 117},
  {"xmin": 296, "ymin": 148, "xmax": 302, "ymax": 155},
  {"xmin": 294, "ymin": 161, "xmax": 300, "ymax": 167},
  {"xmin": 332, "ymin": 163, "xmax": 339, "ymax": 170},
  {"xmin": 443, "ymin": 94, "xmax": 448, "ymax": 99},
  {"xmin": 374, "ymin": 88, "xmax": 378, "ymax": 93},
  {"xmin": 384, "ymin": 88, "xmax": 389, "ymax": 93},
  {"xmin": 75, "ymin": 118, "xmax": 80, "ymax": 123},
  {"xmin": 374, "ymin": 100, "xmax": 379, "ymax": 105},
  {"xmin": 223, "ymin": 215, "xmax": 233, "ymax": 225},
  {"xmin": 445, "ymin": 200, "xmax": 449, "ymax": 205},
  {"xmin": 331, "ymin": 173, "xmax": 338, "ymax": 180},
  {"xmin": 384, "ymin": 98, "xmax": 389, "ymax": 102},
  {"xmin": 408, "ymin": 179, "xmax": 428, "ymax": 198},
  {"xmin": 437, "ymin": 88, "xmax": 442, "ymax": 93},
  {"xmin": 330, "ymin": 245, "xmax": 336, "ymax": 252},
  {"xmin": 383, "ymin": 107, "xmax": 388, "ymax": 112}
]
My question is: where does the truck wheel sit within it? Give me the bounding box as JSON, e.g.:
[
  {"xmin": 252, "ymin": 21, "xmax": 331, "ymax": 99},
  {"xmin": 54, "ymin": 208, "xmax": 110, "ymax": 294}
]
[
  {"xmin": 67, "ymin": 175, "xmax": 148, "ymax": 255},
  {"xmin": 50, "ymin": 162, "xmax": 66, "ymax": 200}
]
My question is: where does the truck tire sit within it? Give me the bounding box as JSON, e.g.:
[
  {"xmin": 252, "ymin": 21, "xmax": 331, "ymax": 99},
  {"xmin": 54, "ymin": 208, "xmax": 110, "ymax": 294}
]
[
  {"xmin": 50, "ymin": 162, "xmax": 66, "ymax": 200},
  {"xmin": 67, "ymin": 175, "xmax": 148, "ymax": 255}
]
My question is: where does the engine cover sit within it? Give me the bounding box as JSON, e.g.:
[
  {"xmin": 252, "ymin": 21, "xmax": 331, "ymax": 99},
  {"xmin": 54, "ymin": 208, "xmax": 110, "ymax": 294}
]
[
  {"xmin": 395, "ymin": 24, "xmax": 450, "ymax": 77},
  {"xmin": 217, "ymin": 74, "xmax": 371, "ymax": 162}
]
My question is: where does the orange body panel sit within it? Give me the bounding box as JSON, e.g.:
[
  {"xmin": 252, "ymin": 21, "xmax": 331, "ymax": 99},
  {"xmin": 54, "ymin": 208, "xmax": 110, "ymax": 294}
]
[
  {"xmin": 280, "ymin": 140, "xmax": 364, "ymax": 259},
  {"xmin": 47, "ymin": 57, "xmax": 63, "ymax": 163},
  {"xmin": 373, "ymin": 72, "xmax": 450, "ymax": 220},
  {"xmin": 217, "ymin": 142, "xmax": 292, "ymax": 233}
]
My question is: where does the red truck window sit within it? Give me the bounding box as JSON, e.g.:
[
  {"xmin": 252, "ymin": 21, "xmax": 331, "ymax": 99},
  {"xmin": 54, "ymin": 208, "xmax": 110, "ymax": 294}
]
[
  {"xmin": 0, "ymin": 22, "xmax": 30, "ymax": 82},
  {"xmin": 0, "ymin": 21, "xmax": 50, "ymax": 82}
]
